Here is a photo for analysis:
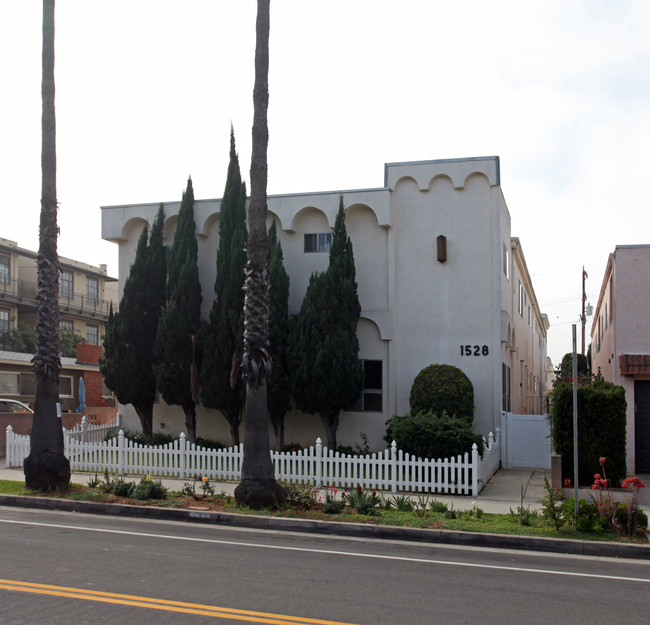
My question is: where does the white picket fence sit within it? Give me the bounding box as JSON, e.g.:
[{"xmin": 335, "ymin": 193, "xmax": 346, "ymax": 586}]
[{"xmin": 5, "ymin": 423, "xmax": 500, "ymax": 496}]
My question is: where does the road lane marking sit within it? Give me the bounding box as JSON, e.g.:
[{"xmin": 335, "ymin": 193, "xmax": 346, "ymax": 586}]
[
  {"xmin": 1, "ymin": 517, "xmax": 649, "ymax": 584},
  {"xmin": 0, "ymin": 578, "xmax": 359, "ymax": 624}
]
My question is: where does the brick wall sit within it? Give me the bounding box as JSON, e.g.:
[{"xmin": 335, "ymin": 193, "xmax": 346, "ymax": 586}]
[{"xmin": 76, "ymin": 343, "xmax": 103, "ymax": 365}]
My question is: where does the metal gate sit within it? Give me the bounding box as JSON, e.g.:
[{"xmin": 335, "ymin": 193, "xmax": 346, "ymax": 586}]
[{"xmin": 500, "ymin": 412, "xmax": 551, "ymax": 469}]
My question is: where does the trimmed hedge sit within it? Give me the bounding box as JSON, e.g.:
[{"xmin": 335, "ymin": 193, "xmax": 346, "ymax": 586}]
[
  {"xmin": 550, "ymin": 379, "xmax": 627, "ymax": 486},
  {"xmin": 409, "ymin": 364, "xmax": 474, "ymax": 423},
  {"xmin": 384, "ymin": 411, "xmax": 485, "ymax": 460}
]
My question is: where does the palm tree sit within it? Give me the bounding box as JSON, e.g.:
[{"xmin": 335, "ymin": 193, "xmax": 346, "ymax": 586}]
[
  {"xmin": 235, "ymin": 0, "xmax": 285, "ymax": 508},
  {"xmin": 24, "ymin": 0, "xmax": 71, "ymax": 490}
]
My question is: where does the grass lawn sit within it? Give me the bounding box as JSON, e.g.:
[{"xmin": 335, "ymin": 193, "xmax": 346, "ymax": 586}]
[{"xmin": 1, "ymin": 478, "xmax": 648, "ymax": 546}]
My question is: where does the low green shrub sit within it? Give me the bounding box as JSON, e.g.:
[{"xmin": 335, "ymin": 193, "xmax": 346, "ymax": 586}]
[
  {"xmin": 279, "ymin": 480, "xmax": 318, "ymax": 509},
  {"xmin": 563, "ymin": 498, "xmax": 600, "ymax": 532},
  {"xmin": 385, "ymin": 411, "xmax": 485, "ymax": 460},
  {"xmin": 539, "ymin": 475, "xmax": 567, "ymax": 530},
  {"xmin": 132, "ymin": 476, "xmax": 168, "ymax": 501},
  {"xmin": 345, "ymin": 486, "xmax": 380, "ymax": 515},
  {"xmin": 321, "ymin": 487, "xmax": 346, "ymax": 514},
  {"xmin": 112, "ymin": 478, "xmax": 135, "ymax": 498},
  {"xmin": 409, "ymin": 364, "xmax": 474, "ymax": 423},
  {"xmin": 195, "ymin": 438, "xmax": 226, "ymax": 450},
  {"xmin": 428, "ymin": 500, "xmax": 449, "ymax": 513}
]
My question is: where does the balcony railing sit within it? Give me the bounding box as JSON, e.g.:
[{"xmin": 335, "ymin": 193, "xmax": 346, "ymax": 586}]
[{"xmin": 0, "ymin": 276, "xmax": 114, "ymax": 320}]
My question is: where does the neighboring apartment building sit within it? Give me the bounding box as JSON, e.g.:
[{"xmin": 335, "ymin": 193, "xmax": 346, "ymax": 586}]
[
  {"xmin": 101, "ymin": 156, "xmax": 549, "ymax": 449},
  {"xmin": 0, "ymin": 237, "xmax": 118, "ymax": 407},
  {"xmin": 590, "ymin": 245, "xmax": 650, "ymax": 474}
]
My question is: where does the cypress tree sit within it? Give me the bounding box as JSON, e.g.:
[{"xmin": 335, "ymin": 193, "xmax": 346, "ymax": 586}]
[
  {"xmin": 267, "ymin": 220, "xmax": 291, "ymax": 449},
  {"xmin": 154, "ymin": 178, "xmax": 202, "ymax": 443},
  {"xmin": 201, "ymin": 128, "xmax": 247, "ymax": 445},
  {"xmin": 291, "ymin": 196, "xmax": 363, "ymax": 450},
  {"xmin": 100, "ymin": 205, "xmax": 166, "ymax": 443}
]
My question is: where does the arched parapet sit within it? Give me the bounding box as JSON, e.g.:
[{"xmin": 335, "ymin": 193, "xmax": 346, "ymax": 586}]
[
  {"xmin": 195, "ymin": 199, "xmax": 222, "ymax": 237},
  {"xmin": 346, "ymin": 202, "xmax": 380, "ymax": 227},
  {"xmin": 269, "ymin": 188, "xmax": 390, "ymax": 231},
  {"xmin": 360, "ymin": 310, "xmax": 393, "ymax": 341},
  {"xmin": 385, "ymin": 156, "xmax": 500, "ymax": 192},
  {"xmin": 266, "ymin": 209, "xmax": 284, "ymax": 231},
  {"xmin": 102, "ymin": 202, "xmax": 166, "ymax": 243},
  {"xmin": 288, "ymin": 205, "xmax": 331, "ymax": 232}
]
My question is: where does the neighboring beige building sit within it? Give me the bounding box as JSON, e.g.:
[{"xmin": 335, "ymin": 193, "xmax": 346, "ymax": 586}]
[
  {"xmin": 102, "ymin": 156, "xmax": 549, "ymax": 450},
  {"xmin": 590, "ymin": 245, "xmax": 650, "ymax": 474},
  {"xmin": 0, "ymin": 237, "xmax": 118, "ymax": 407}
]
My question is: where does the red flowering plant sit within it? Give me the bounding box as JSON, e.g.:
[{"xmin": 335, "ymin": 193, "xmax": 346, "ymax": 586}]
[
  {"xmin": 320, "ymin": 485, "xmax": 346, "ymax": 514},
  {"xmin": 591, "ymin": 457, "xmax": 648, "ymax": 536},
  {"xmin": 345, "ymin": 485, "xmax": 381, "ymax": 515},
  {"xmin": 619, "ymin": 475, "xmax": 647, "ymax": 536},
  {"xmin": 590, "ymin": 457, "xmax": 617, "ymax": 529}
]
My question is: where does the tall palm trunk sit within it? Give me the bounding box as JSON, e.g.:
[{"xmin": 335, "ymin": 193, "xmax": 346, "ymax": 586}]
[
  {"xmin": 235, "ymin": 0, "xmax": 285, "ymax": 509},
  {"xmin": 24, "ymin": 0, "xmax": 71, "ymax": 489}
]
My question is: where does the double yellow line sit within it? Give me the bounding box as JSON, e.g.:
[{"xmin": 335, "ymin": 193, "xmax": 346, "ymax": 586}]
[{"xmin": 0, "ymin": 579, "xmax": 359, "ymax": 624}]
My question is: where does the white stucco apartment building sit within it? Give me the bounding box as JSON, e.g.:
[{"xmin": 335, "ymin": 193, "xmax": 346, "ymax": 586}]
[
  {"xmin": 101, "ymin": 156, "xmax": 548, "ymax": 450},
  {"xmin": 590, "ymin": 245, "xmax": 650, "ymax": 474}
]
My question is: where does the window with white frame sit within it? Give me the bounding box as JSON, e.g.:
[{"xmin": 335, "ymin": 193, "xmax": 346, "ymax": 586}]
[
  {"xmin": 60, "ymin": 270, "xmax": 73, "ymax": 299},
  {"xmin": 0, "ymin": 307, "xmax": 9, "ymax": 335},
  {"xmin": 353, "ymin": 360, "xmax": 383, "ymax": 412},
  {"xmin": 0, "ymin": 254, "xmax": 9, "ymax": 285},
  {"xmin": 86, "ymin": 324, "xmax": 99, "ymax": 345},
  {"xmin": 304, "ymin": 233, "xmax": 332, "ymax": 253},
  {"xmin": 86, "ymin": 276, "xmax": 99, "ymax": 304}
]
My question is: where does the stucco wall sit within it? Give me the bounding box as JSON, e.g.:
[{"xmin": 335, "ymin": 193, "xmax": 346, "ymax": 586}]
[{"xmin": 102, "ymin": 157, "xmax": 547, "ymax": 451}]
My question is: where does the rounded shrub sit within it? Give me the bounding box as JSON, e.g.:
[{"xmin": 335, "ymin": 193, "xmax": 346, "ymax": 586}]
[
  {"xmin": 409, "ymin": 364, "xmax": 474, "ymax": 423},
  {"xmin": 384, "ymin": 411, "xmax": 485, "ymax": 460}
]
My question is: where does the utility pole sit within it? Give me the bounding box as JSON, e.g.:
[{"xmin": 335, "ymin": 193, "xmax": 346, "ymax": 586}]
[{"xmin": 581, "ymin": 267, "xmax": 588, "ymax": 354}]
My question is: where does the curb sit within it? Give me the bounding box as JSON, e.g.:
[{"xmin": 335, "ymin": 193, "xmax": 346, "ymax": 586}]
[{"xmin": 1, "ymin": 494, "xmax": 648, "ymax": 561}]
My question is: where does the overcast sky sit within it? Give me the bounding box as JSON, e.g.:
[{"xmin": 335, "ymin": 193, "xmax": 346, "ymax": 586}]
[{"xmin": 2, "ymin": 0, "xmax": 649, "ymax": 365}]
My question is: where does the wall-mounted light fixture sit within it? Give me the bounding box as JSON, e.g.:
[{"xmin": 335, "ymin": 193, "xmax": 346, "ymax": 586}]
[{"xmin": 436, "ymin": 235, "xmax": 447, "ymax": 263}]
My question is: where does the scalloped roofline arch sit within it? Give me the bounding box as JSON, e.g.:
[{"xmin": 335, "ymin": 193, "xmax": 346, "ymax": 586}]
[{"xmin": 289, "ymin": 205, "xmax": 332, "ymax": 231}]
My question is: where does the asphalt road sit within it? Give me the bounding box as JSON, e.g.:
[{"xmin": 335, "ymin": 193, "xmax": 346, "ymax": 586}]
[{"xmin": 1, "ymin": 507, "xmax": 649, "ymax": 625}]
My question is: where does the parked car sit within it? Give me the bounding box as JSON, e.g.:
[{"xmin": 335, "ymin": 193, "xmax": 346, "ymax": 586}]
[{"xmin": 0, "ymin": 398, "xmax": 34, "ymax": 413}]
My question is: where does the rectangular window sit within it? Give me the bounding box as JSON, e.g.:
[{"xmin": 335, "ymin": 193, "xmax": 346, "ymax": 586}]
[
  {"xmin": 502, "ymin": 244, "xmax": 509, "ymax": 279},
  {"xmin": 527, "ymin": 306, "xmax": 531, "ymax": 327},
  {"xmin": 60, "ymin": 270, "xmax": 74, "ymax": 299},
  {"xmin": 0, "ymin": 254, "xmax": 9, "ymax": 285},
  {"xmin": 0, "ymin": 371, "xmax": 19, "ymax": 395},
  {"xmin": 86, "ymin": 277, "xmax": 99, "ymax": 304},
  {"xmin": 59, "ymin": 375, "xmax": 73, "ymax": 397},
  {"xmin": 352, "ymin": 360, "xmax": 383, "ymax": 412},
  {"xmin": 86, "ymin": 324, "xmax": 99, "ymax": 345},
  {"xmin": 304, "ymin": 232, "xmax": 332, "ymax": 253},
  {"xmin": 0, "ymin": 307, "xmax": 9, "ymax": 335},
  {"xmin": 518, "ymin": 281, "xmax": 524, "ymax": 317},
  {"xmin": 22, "ymin": 372, "xmax": 70, "ymax": 398},
  {"xmin": 59, "ymin": 319, "xmax": 74, "ymax": 333},
  {"xmin": 20, "ymin": 373, "xmax": 36, "ymax": 395},
  {"xmin": 502, "ymin": 363, "xmax": 511, "ymax": 412}
]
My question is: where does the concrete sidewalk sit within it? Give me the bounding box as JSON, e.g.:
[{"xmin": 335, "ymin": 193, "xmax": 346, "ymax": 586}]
[{"xmin": 2, "ymin": 465, "xmax": 647, "ymax": 514}]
